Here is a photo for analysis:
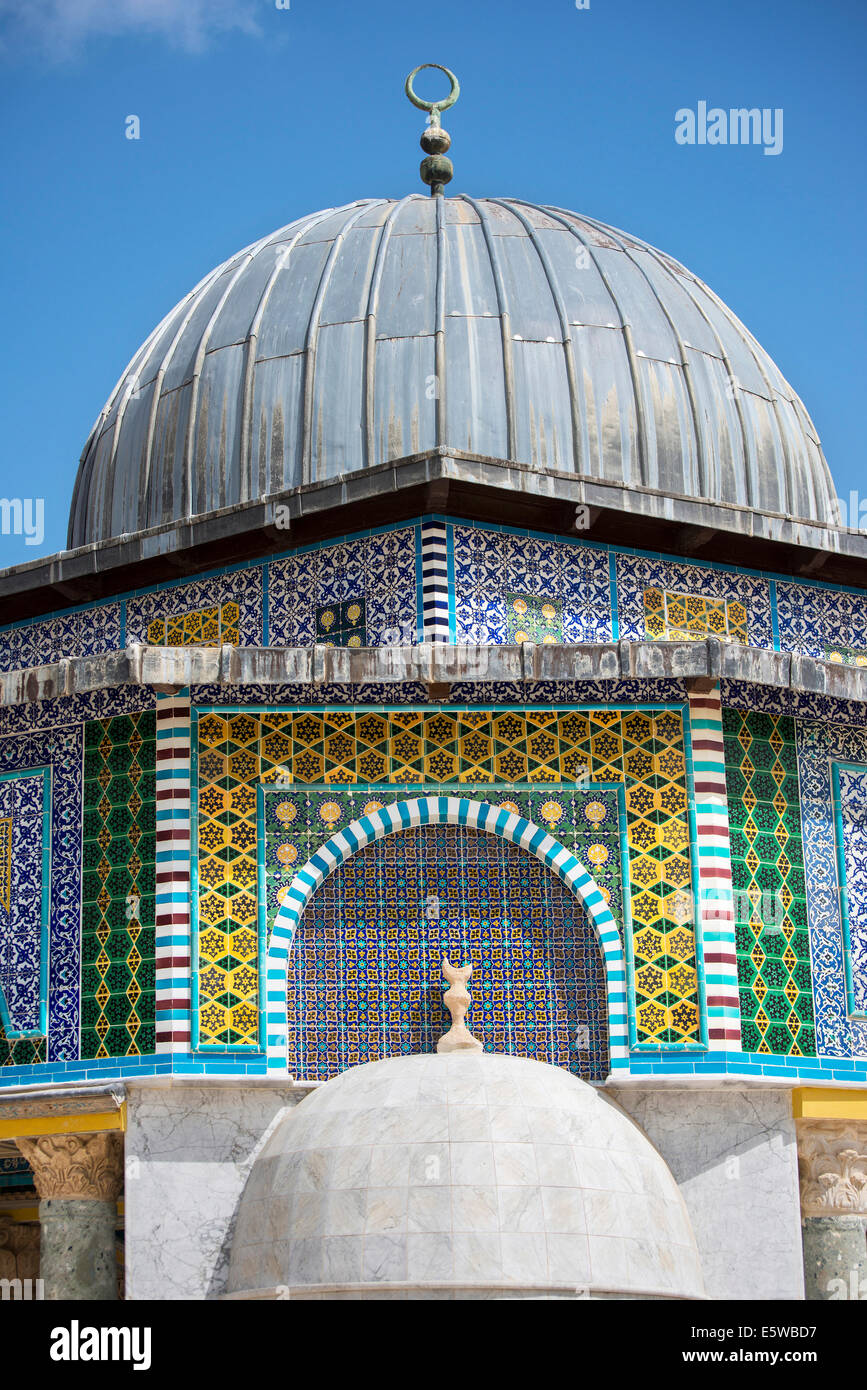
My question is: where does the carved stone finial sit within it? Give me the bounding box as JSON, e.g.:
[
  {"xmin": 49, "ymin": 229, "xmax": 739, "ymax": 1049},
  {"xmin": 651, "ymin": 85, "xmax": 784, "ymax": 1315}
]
[
  {"xmin": 436, "ymin": 956, "xmax": 483, "ymax": 1053},
  {"xmin": 15, "ymin": 1132, "xmax": 124, "ymax": 1203},
  {"xmin": 797, "ymin": 1120, "xmax": 867, "ymax": 1217}
]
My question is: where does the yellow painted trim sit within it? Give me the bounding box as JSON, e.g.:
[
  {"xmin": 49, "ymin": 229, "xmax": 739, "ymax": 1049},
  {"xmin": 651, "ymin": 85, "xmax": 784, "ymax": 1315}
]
[
  {"xmin": 792, "ymin": 1088, "xmax": 867, "ymax": 1120},
  {"xmin": 0, "ymin": 1104, "xmax": 125, "ymax": 1141},
  {"xmin": 0, "ymin": 1206, "xmax": 39, "ymax": 1221}
]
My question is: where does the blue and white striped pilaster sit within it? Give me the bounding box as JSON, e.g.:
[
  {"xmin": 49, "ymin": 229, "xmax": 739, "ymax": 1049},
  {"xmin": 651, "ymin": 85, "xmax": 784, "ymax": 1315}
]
[{"xmin": 420, "ymin": 521, "xmax": 450, "ymax": 642}]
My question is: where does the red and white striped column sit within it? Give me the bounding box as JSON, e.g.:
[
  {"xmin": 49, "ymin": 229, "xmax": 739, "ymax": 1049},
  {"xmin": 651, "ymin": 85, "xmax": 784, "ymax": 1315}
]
[
  {"xmin": 154, "ymin": 692, "xmax": 192, "ymax": 1052},
  {"xmin": 688, "ymin": 685, "xmax": 741, "ymax": 1050}
]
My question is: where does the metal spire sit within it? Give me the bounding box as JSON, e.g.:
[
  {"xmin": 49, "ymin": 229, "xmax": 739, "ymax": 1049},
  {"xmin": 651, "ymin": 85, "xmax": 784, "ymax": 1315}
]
[{"xmin": 405, "ymin": 63, "xmax": 460, "ymax": 196}]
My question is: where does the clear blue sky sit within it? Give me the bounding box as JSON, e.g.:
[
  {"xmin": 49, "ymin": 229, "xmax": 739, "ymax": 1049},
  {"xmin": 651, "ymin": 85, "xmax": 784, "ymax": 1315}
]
[{"xmin": 0, "ymin": 0, "xmax": 864, "ymax": 564}]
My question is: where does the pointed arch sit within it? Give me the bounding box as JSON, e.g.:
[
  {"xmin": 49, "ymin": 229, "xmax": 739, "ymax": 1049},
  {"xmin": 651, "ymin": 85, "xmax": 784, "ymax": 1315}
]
[{"xmin": 264, "ymin": 796, "xmax": 629, "ymax": 1073}]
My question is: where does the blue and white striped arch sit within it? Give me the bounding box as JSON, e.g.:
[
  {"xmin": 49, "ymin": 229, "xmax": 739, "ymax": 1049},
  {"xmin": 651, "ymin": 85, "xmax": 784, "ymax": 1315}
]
[{"xmin": 264, "ymin": 795, "xmax": 629, "ymax": 1075}]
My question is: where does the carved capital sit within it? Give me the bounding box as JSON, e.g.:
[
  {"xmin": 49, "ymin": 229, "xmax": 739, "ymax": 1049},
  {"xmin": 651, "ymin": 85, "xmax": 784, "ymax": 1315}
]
[
  {"xmin": 797, "ymin": 1119, "xmax": 867, "ymax": 1217},
  {"xmin": 14, "ymin": 1132, "xmax": 123, "ymax": 1202}
]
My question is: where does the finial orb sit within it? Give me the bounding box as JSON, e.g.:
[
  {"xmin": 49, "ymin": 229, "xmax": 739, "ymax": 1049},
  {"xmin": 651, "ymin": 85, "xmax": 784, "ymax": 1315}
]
[
  {"xmin": 420, "ymin": 126, "xmax": 451, "ymax": 155},
  {"xmin": 420, "ymin": 154, "xmax": 454, "ymax": 190}
]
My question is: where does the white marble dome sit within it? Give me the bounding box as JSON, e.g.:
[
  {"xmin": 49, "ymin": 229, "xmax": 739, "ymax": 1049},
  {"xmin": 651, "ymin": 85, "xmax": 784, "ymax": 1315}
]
[{"xmin": 226, "ymin": 1053, "xmax": 705, "ymax": 1300}]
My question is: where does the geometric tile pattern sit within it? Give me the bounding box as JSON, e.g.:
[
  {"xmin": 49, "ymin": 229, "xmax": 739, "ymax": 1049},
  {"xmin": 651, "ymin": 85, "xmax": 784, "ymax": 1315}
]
[
  {"xmin": 146, "ymin": 601, "xmax": 239, "ymax": 648},
  {"xmin": 268, "ymin": 528, "xmax": 417, "ymax": 648},
  {"xmin": 777, "ymin": 580, "xmax": 867, "ymax": 661},
  {"xmin": 835, "ymin": 764, "xmax": 867, "ymax": 1016},
  {"xmin": 126, "ymin": 568, "xmax": 262, "ymax": 648},
  {"xmin": 0, "ymin": 602, "xmax": 121, "ymax": 673},
  {"xmin": 616, "ymin": 552, "xmax": 773, "ymax": 648},
  {"xmin": 723, "ymin": 708, "xmax": 814, "ymax": 1056},
  {"xmin": 452, "ymin": 525, "xmax": 611, "ymax": 645},
  {"xmin": 81, "ymin": 712, "xmax": 157, "ymax": 1059},
  {"xmin": 644, "ymin": 588, "xmax": 748, "ymax": 643},
  {"xmin": 0, "ymin": 725, "xmax": 82, "ymax": 1062},
  {"xmin": 286, "ymin": 824, "xmax": 609, "ymax": 1083},
  {"xmin": 797, "ymin": 719, "xmax": 867, "ymax": 1059},
  {"xmin": 195, "ymin": 705, "xmax": 699, "ymax": 1051},
  {"xmin": 0, "ymin": 771, "xmax": 47, "ymax": 1036}
]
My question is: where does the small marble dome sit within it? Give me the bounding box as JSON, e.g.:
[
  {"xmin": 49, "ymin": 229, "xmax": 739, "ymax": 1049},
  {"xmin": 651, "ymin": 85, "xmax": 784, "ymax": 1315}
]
[{"xmin": 227, "ymin": 1053, "xmax": 705, "ymax": 1300}]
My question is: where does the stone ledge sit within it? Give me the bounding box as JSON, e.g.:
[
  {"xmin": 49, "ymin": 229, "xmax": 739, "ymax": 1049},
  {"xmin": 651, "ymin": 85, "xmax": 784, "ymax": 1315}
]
[{"xmin": 0, "ymin": 639, "xmax": 865, "ymax": 707}]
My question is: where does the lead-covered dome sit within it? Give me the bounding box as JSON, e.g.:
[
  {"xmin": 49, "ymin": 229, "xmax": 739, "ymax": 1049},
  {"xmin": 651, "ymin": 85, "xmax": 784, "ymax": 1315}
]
[
  {"xmin": 226, "ymin": 1053, "xmax": 705, "ymax": 1300},
  {"xmin": 69, "ymin": 195, "xmax": 834, "ymax": 547}
]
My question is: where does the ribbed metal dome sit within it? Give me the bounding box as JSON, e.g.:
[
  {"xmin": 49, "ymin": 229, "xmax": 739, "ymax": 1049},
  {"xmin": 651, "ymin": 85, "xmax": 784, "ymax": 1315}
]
[{"xmin": 69, "ymin": 195, "xmax": 834, "ymax": 547}]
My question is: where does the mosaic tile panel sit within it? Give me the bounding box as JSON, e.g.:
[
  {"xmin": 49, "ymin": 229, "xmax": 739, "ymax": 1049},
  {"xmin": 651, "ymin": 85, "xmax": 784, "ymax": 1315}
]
[
  {"xmin": 616, "ymin": 553, "xmax": 773, "ymax": 648},
  {"xmin": 286, "ymin": 824, "xmax": 610, "ymax": 1083},
  {"xmin": 147, "ymin": 601, "xmax": 239, "ymax": 648},
  {"xmin": 723, "ymin": 708, "xmax": 814, "ymax": 1056},
  {"xmin": 268, "ymin": 528, "xmax": 417, "ymax": 648},
  {"xmin": 644, "ymin": 588, "xmax": 748, "ymax": 643},
  {"xmin": 0, "ymin": 772, "xmax": 47, "ymax": 1036},
  {"xmin": 834, "ymin": 764, "xmax": 867, "ymax": 1017},
  {"xmin": 0, "ymin": 604, "xmax": 121, "ymax": 674},
  {"xmin": 798, "ymin": 720, "xmax": 867, "ymax": 1058},
  {"xmin": 452, "ymin": 526, "xmax": 611, "ymax": 644},
  {"xmin": 315, "ymin": 600, "xmax": 367, "ymax": 648},
  {"xmin": 777, "ymin": 581, "xmax": 867, "ymax": 661},
  {"xmin": 506, "ymin": 594, "xmax": 562, "ymax": 644},
  {"xmin": 825, "ymin": 643, "xmax": 867, "ymax": 667},
  {"xmin": 0, "ymin": 726, "xmax": 82, "ymax": 1062},
  {"xmin": 195, "ymin": 705, "xmax": 699, "ymax": 1051},
  {"xmin": 81, "ymin": 712, "xmax": 157, "ymax": 1059},
  {"xmin": 126, "ymin": 569, "xmax": 262, "ymax": 648}
]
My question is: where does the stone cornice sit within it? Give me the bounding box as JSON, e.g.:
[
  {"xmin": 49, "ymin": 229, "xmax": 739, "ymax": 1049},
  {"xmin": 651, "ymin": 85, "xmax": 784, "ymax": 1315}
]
[
  {"xmin": 1, "ymin": 638, "xmax": 866, "ymax": 709},
  {"xmin": 0, "ymin": 451, "xmax": 865, "ymax": 620}
]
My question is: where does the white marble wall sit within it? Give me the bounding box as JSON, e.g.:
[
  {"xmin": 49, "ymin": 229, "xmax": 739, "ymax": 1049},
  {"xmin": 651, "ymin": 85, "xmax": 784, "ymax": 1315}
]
[
  {"xmin": 124, "ymin": 1084, "xmax": 302, "ymax": 1301},
  {"xmin": 614, "ymin": 1086, "xmax": 805, "ymax": 1300}
]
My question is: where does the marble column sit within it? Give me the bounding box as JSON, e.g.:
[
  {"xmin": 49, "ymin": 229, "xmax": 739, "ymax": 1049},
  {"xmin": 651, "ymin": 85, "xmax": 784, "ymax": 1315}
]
[
  {"xmin": 15, "ymin": 1132, "xmax": 123, "ymax": 1301},
  {"xmin": 798, "ymin": 1119, "xmax": 867, "ymax": 1301}
]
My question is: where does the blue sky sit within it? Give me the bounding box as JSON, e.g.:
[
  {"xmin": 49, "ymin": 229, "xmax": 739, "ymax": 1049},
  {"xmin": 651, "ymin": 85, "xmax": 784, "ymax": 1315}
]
[{"xmin": 0, "ymin": 0, "xmax": 864, "ymax": 563}]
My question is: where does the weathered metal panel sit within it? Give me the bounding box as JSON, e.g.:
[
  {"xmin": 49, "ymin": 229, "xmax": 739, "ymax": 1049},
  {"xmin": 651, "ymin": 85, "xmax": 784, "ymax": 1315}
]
[
  {"xmin": 572, "ymin": 324, "xmax": 640, "ymax": 485},
  {"xmin": 683, "ymin": 347, "xmax": 747, "ymax": 507},
  {"xmin": 374, "ymin": 232, "xmax": 436, "ymax": 339},
  {"xmin": 310, "ymin": 321, "xmax": 366, "ymax": 481},
  {"xmin": 534, "ymin": 228, "xmax": 622, "ymax": 330},
  {"xmin": 592, "ymin": 247, "xmax": 680, "ymax": 362},
  {"xmin": 373, "ymin": 333, "xmax": 436, "ymax": 465},
  {"xmin": 254, "ymin": 241, "xmax": 331, "ymax": 361},
  {"xmin": 511, "ymin": 340, "xmax": 573, "ymax": 473},
  {"xmin": 194, "ymin": 344, "xmax": 245, "ymax": 514},
  {"xmin": 636, "ymin": 357, "xmax": 699, "ymax": 497},
  {"xmin": 249, "ymin": 354, "xmax": 306, "ymax": 495},
  {"xmin": 443, "ymin": 315, "xmax": 507, "ymax": 457}
]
